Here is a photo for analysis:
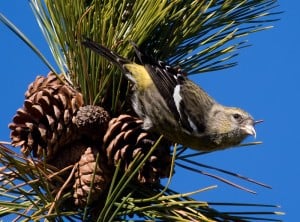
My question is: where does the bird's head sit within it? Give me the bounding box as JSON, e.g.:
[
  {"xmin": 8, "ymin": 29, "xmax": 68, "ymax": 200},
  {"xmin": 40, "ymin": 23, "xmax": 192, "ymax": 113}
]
[{"xmin": 206, "ymin": 104, "xmax": 257, "ymax": 147}]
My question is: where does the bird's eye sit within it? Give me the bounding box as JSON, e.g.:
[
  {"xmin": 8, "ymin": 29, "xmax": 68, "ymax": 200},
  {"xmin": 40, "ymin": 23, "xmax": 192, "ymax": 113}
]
[{"xmin": 233, "ymin": 113, "xmax": 242, "ymax": 121}]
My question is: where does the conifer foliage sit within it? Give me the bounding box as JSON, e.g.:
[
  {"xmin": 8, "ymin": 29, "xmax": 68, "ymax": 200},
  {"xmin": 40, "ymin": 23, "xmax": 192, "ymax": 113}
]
[{"xmin": 0, "ymin": 0, "xmax": 283, "ymax": 221}]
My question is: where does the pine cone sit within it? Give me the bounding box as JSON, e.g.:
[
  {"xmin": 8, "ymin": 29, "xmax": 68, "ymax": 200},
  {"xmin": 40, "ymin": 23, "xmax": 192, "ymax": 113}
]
[
  {"xmin": 103, "ymin": 114, "xmax": 172, "ymax": 184},
  {"xmin": 73, "ymin": 146, "xmax": 112, "ymax": 206},
  {"xmin": 73, "ymin": 105, "xmax": 110, "ymax": 142},
  {"xmin": 9, "ymin": 72, "xmax": 84, "ymax": 160}
]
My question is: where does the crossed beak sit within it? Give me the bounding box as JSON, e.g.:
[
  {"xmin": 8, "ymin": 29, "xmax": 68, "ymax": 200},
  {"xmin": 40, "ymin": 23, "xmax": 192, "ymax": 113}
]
[
  {"xmin": 241, "ymin": 119, "xmax": 263, "ymax": 139},
  {"xmin": 241, "ymin": 124, "xmax": 256, "ymax": 139}
]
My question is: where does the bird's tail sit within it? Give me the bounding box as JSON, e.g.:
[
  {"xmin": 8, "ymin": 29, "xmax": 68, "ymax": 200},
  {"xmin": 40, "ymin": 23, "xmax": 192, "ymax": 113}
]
[{"xmin": 82, "ymin": 38, "xmax": 130, "ymax": 72}]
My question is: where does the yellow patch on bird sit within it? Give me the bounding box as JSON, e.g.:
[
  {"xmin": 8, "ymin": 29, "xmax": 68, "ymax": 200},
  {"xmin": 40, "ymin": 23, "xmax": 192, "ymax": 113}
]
[{"xmin": 124, "ymin": 63, "xmax": 153, "ymax": 90}]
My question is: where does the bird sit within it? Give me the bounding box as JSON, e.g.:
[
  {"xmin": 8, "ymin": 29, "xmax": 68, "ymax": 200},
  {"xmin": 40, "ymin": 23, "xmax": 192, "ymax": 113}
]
[{"xmin": 82, "ymin": 38, "xmax": 258, "ymax": 151}]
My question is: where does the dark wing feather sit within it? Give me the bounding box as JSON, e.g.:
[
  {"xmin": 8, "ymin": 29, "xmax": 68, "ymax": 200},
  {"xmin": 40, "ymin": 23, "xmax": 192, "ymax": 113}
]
[{"xmin": 131, "ymin": 43, "xmax": 194, "ymax": 132}]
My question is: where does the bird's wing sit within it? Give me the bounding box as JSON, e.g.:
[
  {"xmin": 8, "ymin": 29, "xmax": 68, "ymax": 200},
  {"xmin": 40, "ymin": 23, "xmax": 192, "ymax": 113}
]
[
  {"xmin": 145, "ymin": 63, "xmax": 179, "ymax": 106},
  {"xmin": 130, "ymin": 43, "xmax": 195, "ymax": 133},
  {"xmin": 145, "ymin": 63, "xmax": 196, "ymax": 133}
]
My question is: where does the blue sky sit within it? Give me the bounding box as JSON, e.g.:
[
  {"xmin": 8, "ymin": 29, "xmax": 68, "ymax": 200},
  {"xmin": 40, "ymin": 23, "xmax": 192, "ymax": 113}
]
[{"xmin": 0, "ymin": 1, "xmax": 298, "ymax": 221}]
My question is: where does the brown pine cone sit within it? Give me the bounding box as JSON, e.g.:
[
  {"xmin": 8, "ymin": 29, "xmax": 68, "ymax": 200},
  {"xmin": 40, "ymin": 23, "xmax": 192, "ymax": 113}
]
[
  {"xmin": 103, "ymin": 114, "xmax": 172, "ymax": 184},
  {"xmin": 9, "ymin": 72, "xmax": 84, "ymax": 160},
  {"xmin": 73, "ymin": 105, "xmax": 110, "ymax": 142},
  {"xmin": 73, "ymin": 146, "xmax": 112, "ymax": 206}
]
